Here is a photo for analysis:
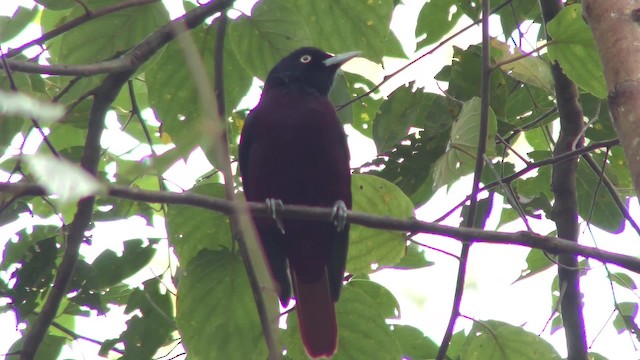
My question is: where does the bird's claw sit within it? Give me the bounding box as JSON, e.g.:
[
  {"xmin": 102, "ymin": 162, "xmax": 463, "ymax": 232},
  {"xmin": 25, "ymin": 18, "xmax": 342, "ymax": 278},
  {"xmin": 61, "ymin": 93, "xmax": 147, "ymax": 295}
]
[
  {"xmin": 331, "ymin": 200, "xmax": 348, "ymax": 232},
  {"xmin": 266, "ymin": 198, "xmax": 285, "ymax": 234}
]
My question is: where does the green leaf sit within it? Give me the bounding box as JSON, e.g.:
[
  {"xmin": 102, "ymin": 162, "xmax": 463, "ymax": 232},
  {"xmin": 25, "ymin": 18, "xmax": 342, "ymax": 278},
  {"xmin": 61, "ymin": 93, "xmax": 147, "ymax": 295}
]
[
  {"xmin": 433, "ymin": 97, "xmax": 497, "ymax": 188},
  {"xmin": 514, "ymin": 150, "xmax": 553, "ymax": 201},
  {"xmin": 582, "ymin": 93, "xmax": 617, "ymax": 141},
  {"xmin": 0, "ymin": 6, "xmax": 39, "ymax": 42},
  {"xmin": 446, "ymin": 330, "xmax": 468, "ymax": 358},
  {"xmin": 461, "ymin": 320, "xmax": 562, "ymax": 360},
  {"xmin": 68, "ymin": 260, "xmax": 104, "ymax": 314},
  {"xmin": 503, "ymin": 80, "xmax": 555, "ymax": 128},
  {"xmin": 1, "ymin": 226, "xmax": 59, "ymax": 271},
  {"xmin": 343, "ymin": 72, "xmax": 382, "ymax": 139},
  {"xmin": 391, "ymin": 242, "xmax": 434, "ymax": 270},
  {"xmin": 35, "ymin": 0, "xmax": 76, "ymax": 10},
  {"xmin": 374, "ymin": 94, "xmax": 457, "ymax": 206},
  {"xmin": 372, "ymin": 84, "xmax": 435, "ymax": 154},
  {"xmin": 348, "ymin": 174, "xmax": 414, "ymax": 274},
  {"xmin": 546, "ymin": 4, "xmax": 607, "ymax": 98},
  {"xmin": 229, "ymin": 0, "xmax": 313, "ymax": 79},
  {"xmin": 445, "ymin": 45, "xmax": 508, "ymax": 120},
  {"xmin": 285, "ymin": 280, "xmax": 401, "ymax": 359},
  {"xmin": 101, "ymin": 283, "xmax": 134, "ymax": 306},
  {"xmin": 177, "ymin": 249, "xmax": 267, "ymax": 360},
  {"xmin": 330, "ymin": 71, "xmax": 354, "ymax": 126},
  {"xmin": 393, "ymin": 324, "xmax": 439, "ymax": 359},
  {"xmin": 456, "ymin": 0, "xmax": 481, "ymax": 19},
  {"xmin": 93, "ymin": 196, "xmax": 155, "ymax": 226},
  {"xmin": 461, "ymin": 192, "xmax": 494, "ymax": 229},
  {"xmin": 497, "ymin": 0, "xmax": 540, "ymax": 39},
  {"xmin": 166, "ymin": 182, "xmax": 231, "ymax": 267},
  {"xmin": 550, "ymin": 313, "xmax": 563, "ymax": 334},
  {"xmin": 291, "ymin": 0, "xmax": 394, "ymax": 64},
  {"xmin": 348, "ymin": 279, "xmax": 400, "ymax": 319},
  {"xmin": 121, "ymin": 278, "xmax": 174, "ymax": 359},
  {"xmin": 384, "ymin": 30, "xmax": 408, "ymax": 59},
  {"xmin": 0, "ymin": 198, "xmax": 30, "ymax": 226},
  {"xmin": 52, "ymin": 0, "xmax": 169, "ymax": 65},
  {"xmin": 415, "ymin": 0, "xmax": 463, "ymax": 49},
  {"xmin": 7, "ymin": 237, "xmax": 58, "ymax": 322},
  {"xmin": 492, "ymin": 39, "xmax": 554, "ymax": 94},
  {"xmin": 147, "ymin": 23, "xmax": 252, "ymax": 151},
  {"xmin": 576, "ymin": 159, "xmax": 624, "ymax": 233},
  {"xmin": 611, "ymin": 272, "xmax": 637, "ymax": 290},
  {"xmin": 6, "ymin": 334, "xmax": 66, "ymax": 360},
  {"xmin": 613, "ymin": 302, "xmax": 639, "ymax": 334},
  {"xmin": 92, "ymin": 239, "xmax": 158, "ymax": 288},
  {"xmin": 0, "ymin": 113, "xmax": 23, "ymax": 151},
  {"xmin": 600, "ymin": 146, "xmax": 633, "ymax": 192},
  {"xmin": 515, "ymin": 248, "xmax": 554, "ymax": 282}
]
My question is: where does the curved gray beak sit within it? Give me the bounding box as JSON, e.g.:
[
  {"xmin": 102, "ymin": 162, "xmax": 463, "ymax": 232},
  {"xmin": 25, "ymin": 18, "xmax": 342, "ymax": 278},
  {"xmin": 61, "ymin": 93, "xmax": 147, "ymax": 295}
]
[{"xmin": 323, "ymin": 51, "xmax": 361, "ymax": 67}]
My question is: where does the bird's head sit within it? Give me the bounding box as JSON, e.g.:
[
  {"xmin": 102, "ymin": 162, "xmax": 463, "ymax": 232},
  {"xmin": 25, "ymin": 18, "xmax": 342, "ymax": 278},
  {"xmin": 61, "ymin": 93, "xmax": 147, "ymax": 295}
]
[{"xmin": 264, "ymin": 47, "xmax": 360, "ymax": 96}]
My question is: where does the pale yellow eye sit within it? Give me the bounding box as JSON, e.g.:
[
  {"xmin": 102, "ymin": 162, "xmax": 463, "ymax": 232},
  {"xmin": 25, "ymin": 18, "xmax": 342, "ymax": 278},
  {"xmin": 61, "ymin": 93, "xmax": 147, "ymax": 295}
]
[{"xmin": 300, "ymin": 55, "xmax": 312, "ymax": 63}]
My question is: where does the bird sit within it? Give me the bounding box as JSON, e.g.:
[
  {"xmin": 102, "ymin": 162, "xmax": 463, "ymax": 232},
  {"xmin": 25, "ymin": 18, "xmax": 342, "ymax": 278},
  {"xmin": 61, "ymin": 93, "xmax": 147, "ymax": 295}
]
[{"xmin": 238, "ymin": 47, "xmax": 358, "ymax": 358}]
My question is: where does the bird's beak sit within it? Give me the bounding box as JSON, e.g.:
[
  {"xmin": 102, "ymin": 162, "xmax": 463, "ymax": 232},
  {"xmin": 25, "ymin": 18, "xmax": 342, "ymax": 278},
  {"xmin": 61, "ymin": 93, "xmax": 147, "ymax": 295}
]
[{"xmin": 323, "ymin": 51, "xmax": 361, "ymax": 67}]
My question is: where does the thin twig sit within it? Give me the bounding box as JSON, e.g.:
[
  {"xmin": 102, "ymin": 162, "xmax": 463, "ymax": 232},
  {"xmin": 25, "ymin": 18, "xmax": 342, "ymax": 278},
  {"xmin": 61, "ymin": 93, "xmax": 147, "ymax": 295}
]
[
  {"xmin": 436, "ymin": 1, "xmax": 492, "ymax": 358},
  {"xmin": 336, "ymin": 0, "xmax": 517, "ymax": 111},
  {"xmin": 6, "ymin": 0, "xmax": 161, "ymax": 58},
  {"xmin": 433, "ymin": 138, "xmax": 620, "ymax": 223},
  {"xmin": 492, "ymin": 42, "xmax": 550, "ymax": 69}
]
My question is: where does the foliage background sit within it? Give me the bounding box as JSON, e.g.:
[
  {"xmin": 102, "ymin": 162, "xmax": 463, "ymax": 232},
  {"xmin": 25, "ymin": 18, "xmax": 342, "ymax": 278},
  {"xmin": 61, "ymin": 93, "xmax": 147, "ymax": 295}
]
[{"xmin": 0, "ymin": 0, "xmax": 639, "ymax": 359}]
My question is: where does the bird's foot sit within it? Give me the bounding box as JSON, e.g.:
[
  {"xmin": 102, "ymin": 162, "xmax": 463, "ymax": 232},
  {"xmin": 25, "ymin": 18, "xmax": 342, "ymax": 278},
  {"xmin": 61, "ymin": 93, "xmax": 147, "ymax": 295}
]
[
  {"xmin": 266, "ymin": 198, "xmax": 285, "ymax": 234},
  {"xmin": 331, "ymin": 200, "xmax": 348, "ymax": 232}
]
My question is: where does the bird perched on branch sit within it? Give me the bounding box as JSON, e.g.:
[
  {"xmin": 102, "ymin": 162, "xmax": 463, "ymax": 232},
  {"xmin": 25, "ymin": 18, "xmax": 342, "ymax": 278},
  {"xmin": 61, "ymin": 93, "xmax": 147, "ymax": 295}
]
[{"xmin": 239, "ymin": 47, "xmax": 358, "ymax": 358}]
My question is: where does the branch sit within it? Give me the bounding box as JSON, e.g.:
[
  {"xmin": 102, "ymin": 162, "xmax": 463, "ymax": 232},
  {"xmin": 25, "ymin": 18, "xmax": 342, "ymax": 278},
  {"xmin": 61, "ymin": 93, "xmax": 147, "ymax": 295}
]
[
  {"xmin": 18, "ymin": 64, "xmax": 126, "ymax": 360},
  {"xmin": 541, "ymin": 1, "xmax": 588, "ymax": 359},
  {"xmin": 3, "ymin": 58, "xmax": 138, "ymax": 76},
  {"xmin": 3, "ymin": 181, "xmax": 640, "ymax": 273}
]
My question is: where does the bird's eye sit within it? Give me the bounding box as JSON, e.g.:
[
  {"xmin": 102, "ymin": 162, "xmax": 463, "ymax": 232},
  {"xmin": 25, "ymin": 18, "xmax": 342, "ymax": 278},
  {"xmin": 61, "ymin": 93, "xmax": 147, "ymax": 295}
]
[{"xmin": 300, "ymin": 55, "xmax": 312, "ymax": 63}]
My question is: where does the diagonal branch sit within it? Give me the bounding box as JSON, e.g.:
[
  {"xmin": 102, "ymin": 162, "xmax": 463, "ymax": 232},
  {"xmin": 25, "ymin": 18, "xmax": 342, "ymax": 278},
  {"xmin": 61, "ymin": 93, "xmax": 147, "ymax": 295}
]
[
  {"xmin": 16, "ymin": 2, "xmax": 233, "ymax": 359},
  {"xmin": 6, "ymin": 0, "xmax": 161, "ymax": 58}
]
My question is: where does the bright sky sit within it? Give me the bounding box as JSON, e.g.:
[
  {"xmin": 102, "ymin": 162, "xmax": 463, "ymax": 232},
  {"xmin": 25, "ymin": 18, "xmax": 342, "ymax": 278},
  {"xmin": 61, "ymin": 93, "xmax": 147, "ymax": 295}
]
[{"xmin": 2, "ymin": 1, "xmax": 640, "ymax": 359}]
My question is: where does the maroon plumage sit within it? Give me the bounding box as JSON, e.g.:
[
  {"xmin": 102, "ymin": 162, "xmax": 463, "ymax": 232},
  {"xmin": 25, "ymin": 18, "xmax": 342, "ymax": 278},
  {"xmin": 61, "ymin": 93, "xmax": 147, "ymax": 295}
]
[{"xmin": 238, "ymin": 47, "xmax": 357, "ymax": 358}]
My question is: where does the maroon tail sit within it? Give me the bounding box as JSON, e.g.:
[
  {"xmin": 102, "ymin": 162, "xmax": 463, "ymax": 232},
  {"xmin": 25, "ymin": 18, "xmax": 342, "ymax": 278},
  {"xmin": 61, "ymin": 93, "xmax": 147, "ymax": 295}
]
[{"xmin": 291, "ymin": 269, "xmax": 338, "ymax": 358}]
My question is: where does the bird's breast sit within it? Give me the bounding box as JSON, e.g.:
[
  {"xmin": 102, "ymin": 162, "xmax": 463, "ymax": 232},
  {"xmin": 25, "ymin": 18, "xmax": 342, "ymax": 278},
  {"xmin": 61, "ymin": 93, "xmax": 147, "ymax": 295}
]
[{"xmin": 245, "ymin": 92, "xmax": 350, "ymax": 207}]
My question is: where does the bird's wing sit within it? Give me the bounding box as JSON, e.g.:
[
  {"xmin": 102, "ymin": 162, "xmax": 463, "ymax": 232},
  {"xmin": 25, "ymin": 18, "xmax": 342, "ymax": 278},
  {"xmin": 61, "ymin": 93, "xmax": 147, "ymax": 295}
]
[
  {"xmin": 238, "ymin": 111, "xmax": 255, "ymax": 184},
  {"xmin": 329, "ymin": 130, "xmax": 351, "ymax": 301}
]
